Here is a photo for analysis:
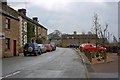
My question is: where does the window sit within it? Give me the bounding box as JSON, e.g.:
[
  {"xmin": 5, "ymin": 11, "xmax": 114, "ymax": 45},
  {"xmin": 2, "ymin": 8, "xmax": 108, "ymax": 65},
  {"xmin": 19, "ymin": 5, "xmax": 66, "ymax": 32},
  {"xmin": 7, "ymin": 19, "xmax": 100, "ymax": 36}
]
[
  {"xmin": 72, "ymin": 37, "xmax": 74, "ymax": 39},
  {"xmin": 67, "ymin": 37, "xmax": 69, "ymax": 39},
  {"xmin": 5, "ymin": 18, "xmax": 10, "ymax": 29},
  {"xmin": 5, "ymin": 38, "xmax": 10, "ymax": 49}
]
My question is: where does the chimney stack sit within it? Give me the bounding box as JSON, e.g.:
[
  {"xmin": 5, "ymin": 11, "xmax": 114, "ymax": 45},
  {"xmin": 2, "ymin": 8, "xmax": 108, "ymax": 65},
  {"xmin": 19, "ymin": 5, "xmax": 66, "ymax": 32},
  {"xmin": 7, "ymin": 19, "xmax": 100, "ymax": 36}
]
[
  {"xmin": 0, "ymin": 0, "xmax": 7, "ymax": 5},
  {"xmin": 74, "ymin": 31, "xmax": 77, "ymax": 35},
  {"xmin": 33, "ymin": 17, "xmax": 38, "ymax": 22},
  {"xmin": 18, "ymin": 9, "xmax": 26, "ymax": 16}
]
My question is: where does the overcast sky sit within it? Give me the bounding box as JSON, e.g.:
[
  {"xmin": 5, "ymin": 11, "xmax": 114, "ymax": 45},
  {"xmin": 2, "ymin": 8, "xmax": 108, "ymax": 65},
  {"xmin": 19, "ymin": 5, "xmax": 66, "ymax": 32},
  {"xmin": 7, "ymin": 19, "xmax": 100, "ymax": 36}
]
[{"xmin": 7, "ymin": 0, "xmax": 119, "ymax": 42}]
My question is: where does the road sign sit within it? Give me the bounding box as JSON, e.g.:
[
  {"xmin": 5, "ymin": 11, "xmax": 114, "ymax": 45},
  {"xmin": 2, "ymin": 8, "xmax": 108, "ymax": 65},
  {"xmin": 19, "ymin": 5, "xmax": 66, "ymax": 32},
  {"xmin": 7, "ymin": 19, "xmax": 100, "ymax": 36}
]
[{"xmin": 0, "ymin": 33, "xmax": 5, "ymax": 40}]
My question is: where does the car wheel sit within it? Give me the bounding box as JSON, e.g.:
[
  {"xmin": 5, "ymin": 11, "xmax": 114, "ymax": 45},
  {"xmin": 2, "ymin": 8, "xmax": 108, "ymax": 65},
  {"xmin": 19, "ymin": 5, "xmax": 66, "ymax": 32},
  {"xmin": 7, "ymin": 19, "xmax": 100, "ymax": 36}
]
[
  {"xmin": 38, "ymin": 52, "xmax": 41, "ymax": 55},
  {"xmin": 34, "ymin": 51, "xmax": 38, "ymax": 56},
  {"xmin": 39, "ymin": 50, "xmax": 42, "ymax": 55},
  {"xmin": 28, "ymin": 47, "xmax": 33, "ymax": 52},
  {"xmin": 24, "ymin": 53, "xmax": 27, "ymax": 56}
]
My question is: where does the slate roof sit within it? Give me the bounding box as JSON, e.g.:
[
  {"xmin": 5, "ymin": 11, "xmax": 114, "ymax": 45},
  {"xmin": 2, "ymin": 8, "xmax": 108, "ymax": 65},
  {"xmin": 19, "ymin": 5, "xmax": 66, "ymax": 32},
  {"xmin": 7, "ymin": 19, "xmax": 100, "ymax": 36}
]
[
  {"xmin": 18, "ymin": 12, "xmax": 47, "ymax": 30},
  {"xmin": 62, "ymin": 34, "xmax": 97, "ymax": 39},
  {"xmin": 0, "ymin": 3, "xmax": 47, "ymax": 30},
  {"xmin": 0, "ymin": 8, "xmax": 19, "ymax": 20}
]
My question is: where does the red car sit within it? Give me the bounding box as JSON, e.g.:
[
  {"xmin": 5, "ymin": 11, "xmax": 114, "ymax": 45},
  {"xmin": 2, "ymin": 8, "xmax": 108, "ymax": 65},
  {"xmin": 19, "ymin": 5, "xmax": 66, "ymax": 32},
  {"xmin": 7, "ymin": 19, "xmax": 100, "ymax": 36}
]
[
  {"xmin": 82, "ymin": 44, "xmax": 107, "ymax": 53},
  {"xmin": 45, "ymin": 44, "xmax": 52, "ymax": 52}
]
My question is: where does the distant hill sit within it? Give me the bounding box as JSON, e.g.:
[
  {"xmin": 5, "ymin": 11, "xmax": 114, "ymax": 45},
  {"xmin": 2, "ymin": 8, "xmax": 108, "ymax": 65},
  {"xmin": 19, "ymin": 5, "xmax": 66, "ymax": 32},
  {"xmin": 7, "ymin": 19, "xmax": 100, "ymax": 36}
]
[{"xmin": 48, "ymin": 30, "xmax": 62, "ymax": 40}]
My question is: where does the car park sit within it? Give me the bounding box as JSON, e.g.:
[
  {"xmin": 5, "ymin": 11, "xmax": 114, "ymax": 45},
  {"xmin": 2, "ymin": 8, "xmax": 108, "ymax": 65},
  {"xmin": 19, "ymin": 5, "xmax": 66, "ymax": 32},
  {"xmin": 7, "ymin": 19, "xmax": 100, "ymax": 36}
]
[{"xmin": 23, "ymin": 42, "xmax": 41, "ymax": 56}]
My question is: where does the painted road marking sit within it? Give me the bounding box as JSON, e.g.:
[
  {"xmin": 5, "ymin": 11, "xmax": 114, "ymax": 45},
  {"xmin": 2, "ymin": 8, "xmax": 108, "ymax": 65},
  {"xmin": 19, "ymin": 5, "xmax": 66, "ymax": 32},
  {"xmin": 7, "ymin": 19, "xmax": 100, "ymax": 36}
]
[{"xmin": 1, "ymin": 70, "xmax": 21, "ymax": 79}]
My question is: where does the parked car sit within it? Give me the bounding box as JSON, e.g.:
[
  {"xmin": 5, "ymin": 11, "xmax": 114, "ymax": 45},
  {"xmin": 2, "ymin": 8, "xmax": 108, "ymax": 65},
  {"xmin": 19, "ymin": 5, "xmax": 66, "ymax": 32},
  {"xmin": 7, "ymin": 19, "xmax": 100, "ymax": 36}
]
[
  {"xmin": 69, "ymin": 44, "xmax": 75, "ymax": 48},
  {"xmin": 68, "ymin": 44, "xmax": 81, "ymax": 48},
  {"xmin": 45, "ymin": 44, "xmax": 52, "ymax": 52},
  {"xmin": 50, "ymin": 44, "xmax": 56, "ymax": 51},
  {"xmin": 79, "ymin": 43, "xmax": 90, "ymax": 52},
  {"xmin": 23, "ymin": 43, "xmax": 41, "ymax": 56},
  {"xmin": 38, "ymin": 44, "xmax": 46, "ymax": 53},
  {"xmin": 82, "ymin": 44, "xmax": 107, "ymax": 53}
]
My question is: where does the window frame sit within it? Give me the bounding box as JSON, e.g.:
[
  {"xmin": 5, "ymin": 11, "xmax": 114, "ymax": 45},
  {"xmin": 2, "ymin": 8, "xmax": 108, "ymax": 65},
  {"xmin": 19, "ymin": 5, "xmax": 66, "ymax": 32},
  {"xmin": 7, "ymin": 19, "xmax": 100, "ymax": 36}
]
[
  {"xmin": 5, "ymin": 18, "xmax": 10, "ymax": 29},
  {"xmin": 5, "ymin": 38, "xmax": 10, "ymax": 49}
]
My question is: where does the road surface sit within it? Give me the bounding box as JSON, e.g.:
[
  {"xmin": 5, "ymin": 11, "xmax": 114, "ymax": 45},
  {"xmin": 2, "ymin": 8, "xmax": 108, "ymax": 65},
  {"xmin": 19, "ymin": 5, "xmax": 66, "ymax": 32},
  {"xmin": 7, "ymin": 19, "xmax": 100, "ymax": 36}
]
[{"xmin": 2, "ymin": 48, "xmax": 88, "ymax": 78}]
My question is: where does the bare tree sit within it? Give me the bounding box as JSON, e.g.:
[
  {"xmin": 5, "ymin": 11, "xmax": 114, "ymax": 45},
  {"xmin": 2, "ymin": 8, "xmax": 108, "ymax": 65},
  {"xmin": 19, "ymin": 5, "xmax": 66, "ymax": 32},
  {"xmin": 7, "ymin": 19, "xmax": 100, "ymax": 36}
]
[
  {"xmin": 92, "ymin": 14, "xmax": 109, "ymax": 45},
  {"xmin": 92, "ymin": 14, "xmax": 100, "ymax": 49},
  {"xmin": 100, "ymin": 23, "xmax": 108, "ymax": 45},
  {"xmin": 104, "ymin": 24, "xmax": 108, "ymax": 38}
]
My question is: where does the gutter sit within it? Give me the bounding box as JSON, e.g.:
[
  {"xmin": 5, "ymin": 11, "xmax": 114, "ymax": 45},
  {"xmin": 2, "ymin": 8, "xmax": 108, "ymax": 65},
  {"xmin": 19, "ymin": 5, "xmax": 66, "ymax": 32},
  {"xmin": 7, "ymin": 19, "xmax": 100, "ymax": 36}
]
[{"xmin": 74, "ymin": 48, "xmax": 90, "ymax": 79}]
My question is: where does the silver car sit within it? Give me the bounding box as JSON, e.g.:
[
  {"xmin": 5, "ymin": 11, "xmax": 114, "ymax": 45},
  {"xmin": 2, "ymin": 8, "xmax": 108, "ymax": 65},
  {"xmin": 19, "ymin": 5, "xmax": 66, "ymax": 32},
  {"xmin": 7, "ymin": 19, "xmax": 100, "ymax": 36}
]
[{"xmin": 38, "ymin": 44, "xmax": 46, "ymax": 53}]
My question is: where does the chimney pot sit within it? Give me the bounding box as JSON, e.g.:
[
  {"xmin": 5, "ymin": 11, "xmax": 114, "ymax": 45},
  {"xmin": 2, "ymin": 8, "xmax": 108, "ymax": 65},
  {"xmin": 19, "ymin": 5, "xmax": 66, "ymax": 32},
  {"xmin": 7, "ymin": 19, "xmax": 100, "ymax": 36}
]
[
  {"xmin": 0, "ymin": 0, "xmax": 7, "ymax": 5},
  {"xmin": 18, "ymin": 9, "xmax": 26, "ymax": 16},
  {"xmin": 33, "ymin": 17, "xmax": 38, "ymax": 22},
  {"xmin": 74, "ymin": 31, "xmax": 77, "ymax": 35}
]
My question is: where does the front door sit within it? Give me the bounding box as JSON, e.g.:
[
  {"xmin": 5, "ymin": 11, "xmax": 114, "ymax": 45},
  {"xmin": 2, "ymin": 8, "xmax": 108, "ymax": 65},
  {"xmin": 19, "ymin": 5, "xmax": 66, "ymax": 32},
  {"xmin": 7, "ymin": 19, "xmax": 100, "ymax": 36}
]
[{"xmin": 13, "ymin": 40, "xmax": 16, "ymax": 56}]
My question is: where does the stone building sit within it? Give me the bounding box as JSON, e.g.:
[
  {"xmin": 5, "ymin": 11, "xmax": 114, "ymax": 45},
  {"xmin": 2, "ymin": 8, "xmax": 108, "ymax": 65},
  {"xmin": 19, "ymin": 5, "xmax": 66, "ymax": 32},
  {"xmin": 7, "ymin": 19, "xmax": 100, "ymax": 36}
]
[
  {"xmin": 61, "ymin": 33, "xmax": 97, "ymax": 48},
  {"xmin": 17, "ymin": 9, "xmax": 27, "ymax": 50},
  {"xmin": 0, "ymin": 2, "xmax": 48, "ymax": 57},
  {"xmin": 17, "ymin": 9, "xmax": 47, "ymax": 51},
  {"xmin": 48, "ymin": 31, "xmax": 97, "ymax": 47},
  {"xmin": 32, "ymin": 17, "xmax": 47, "ymax": 44},
  {"xmin": 0, "ymin": 2, "xmax": 19, "ymax": 57}
]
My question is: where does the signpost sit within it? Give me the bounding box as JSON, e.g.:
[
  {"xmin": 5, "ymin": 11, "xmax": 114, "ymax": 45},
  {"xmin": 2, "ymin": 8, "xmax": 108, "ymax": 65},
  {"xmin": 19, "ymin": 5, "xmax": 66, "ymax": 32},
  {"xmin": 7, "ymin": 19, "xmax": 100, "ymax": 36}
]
[{"xmin": 0, "ymin": 33, "xmax": 5, "ymax": 40}]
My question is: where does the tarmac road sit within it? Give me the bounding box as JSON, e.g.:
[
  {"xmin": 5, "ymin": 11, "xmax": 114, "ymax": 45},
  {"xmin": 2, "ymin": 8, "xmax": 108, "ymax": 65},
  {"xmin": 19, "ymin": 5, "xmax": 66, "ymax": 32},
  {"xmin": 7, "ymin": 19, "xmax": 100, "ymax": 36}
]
[{"xmin": 2, "ymin": 47, "xmax": 88, "ymax": 78}]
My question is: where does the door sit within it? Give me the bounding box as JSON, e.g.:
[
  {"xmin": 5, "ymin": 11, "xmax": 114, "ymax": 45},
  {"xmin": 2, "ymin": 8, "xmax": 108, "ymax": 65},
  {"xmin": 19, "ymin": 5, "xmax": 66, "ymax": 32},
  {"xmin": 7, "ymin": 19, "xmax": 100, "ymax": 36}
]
[{"xmin": 13, "ymin": 40, "xmax": 16, "ymax": 56}]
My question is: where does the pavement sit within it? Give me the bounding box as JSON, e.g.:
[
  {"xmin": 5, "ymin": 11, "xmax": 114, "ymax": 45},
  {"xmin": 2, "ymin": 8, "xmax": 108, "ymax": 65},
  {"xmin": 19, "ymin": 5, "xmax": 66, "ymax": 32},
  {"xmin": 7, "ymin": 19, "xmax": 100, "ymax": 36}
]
[
  {"xmin": 2, "ymin": 47, "xmax": 88, "ymax": 78},
  {"xmin": 75, "ymin": 49, "xmax": 119, "ymax": 79}
]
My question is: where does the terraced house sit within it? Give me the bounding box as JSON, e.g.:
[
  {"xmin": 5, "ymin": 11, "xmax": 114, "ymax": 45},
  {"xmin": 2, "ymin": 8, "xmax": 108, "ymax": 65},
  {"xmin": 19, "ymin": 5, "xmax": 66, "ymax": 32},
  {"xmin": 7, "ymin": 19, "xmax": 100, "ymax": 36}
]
[
  {"xmin": 0, "ymin": 1, "xmax": 48, "ymax": 58},
  {"xmin": 0, "ymin": 2, "xmax": 19, "ymax": 58},
  {"xmin": 17, "ymin": 9, "xmax": 47, "ymax": 52}
]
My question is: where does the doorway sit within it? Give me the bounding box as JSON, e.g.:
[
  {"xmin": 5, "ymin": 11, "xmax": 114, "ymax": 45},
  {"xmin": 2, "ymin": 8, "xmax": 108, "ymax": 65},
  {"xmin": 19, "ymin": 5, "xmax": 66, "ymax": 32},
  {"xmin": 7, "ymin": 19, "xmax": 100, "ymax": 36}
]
[{"xmin": 13, "ymin": 40, "xmax": 16, "ymax": 56}]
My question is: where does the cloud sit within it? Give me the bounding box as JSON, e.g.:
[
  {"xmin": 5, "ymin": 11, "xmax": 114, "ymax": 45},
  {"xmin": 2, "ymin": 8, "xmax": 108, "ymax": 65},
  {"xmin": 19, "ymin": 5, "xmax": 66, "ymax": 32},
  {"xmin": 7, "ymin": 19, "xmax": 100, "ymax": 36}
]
[
  {"xmin": 8, "ymin": 2, "xmax": 26, "ymax": 10},
  {"xmin": 7, "ymin": 0, "xmax": 118, "ymax": 11},
  {"xmin": 26, "ymin": 0, "xmax": 72, "ymax": 11},
  {"xmin": 7, "ymin": 0, "xmax": 118, "ymax": 41}
]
